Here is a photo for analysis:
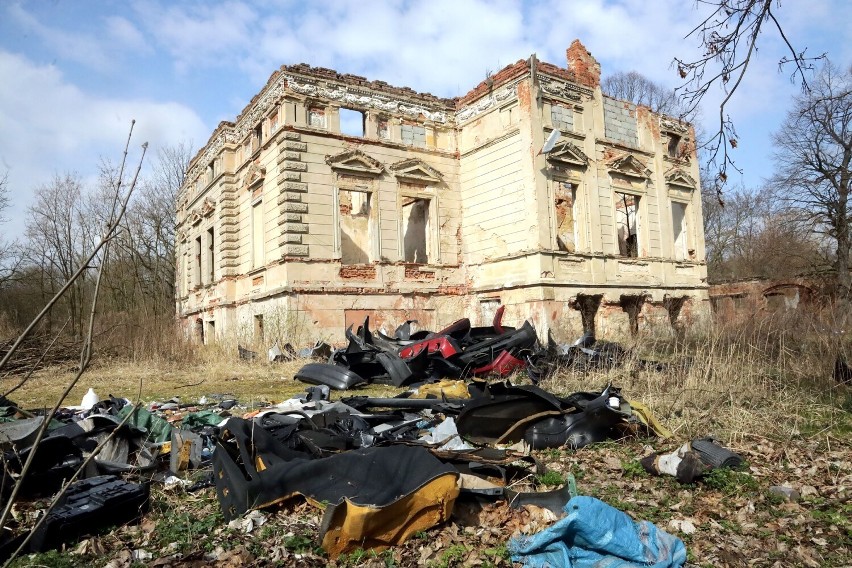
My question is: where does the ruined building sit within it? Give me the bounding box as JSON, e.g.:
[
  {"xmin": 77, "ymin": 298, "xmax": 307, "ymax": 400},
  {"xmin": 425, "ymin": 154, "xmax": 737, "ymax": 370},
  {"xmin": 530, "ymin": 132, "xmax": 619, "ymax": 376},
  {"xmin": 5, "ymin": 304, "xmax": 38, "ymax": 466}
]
[{"xmin": 175, "ymin": 40, "xmax": 708, "ymax": 344}]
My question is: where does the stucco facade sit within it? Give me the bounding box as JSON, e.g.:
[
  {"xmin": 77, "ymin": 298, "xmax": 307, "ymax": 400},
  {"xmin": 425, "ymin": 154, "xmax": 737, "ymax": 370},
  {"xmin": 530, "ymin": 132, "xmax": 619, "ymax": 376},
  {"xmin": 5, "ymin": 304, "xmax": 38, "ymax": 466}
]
[{"xmin": 175, "ymin": 40, "xmax": 709, "ymax": 344}]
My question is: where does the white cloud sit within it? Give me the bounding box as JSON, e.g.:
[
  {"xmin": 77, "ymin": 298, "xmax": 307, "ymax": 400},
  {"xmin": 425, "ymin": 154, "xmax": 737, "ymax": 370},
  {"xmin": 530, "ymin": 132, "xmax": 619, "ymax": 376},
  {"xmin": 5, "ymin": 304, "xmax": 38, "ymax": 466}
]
[
  {"xmin": 132, "ymin": 0, "xmax": 259, "ymax": 73},
  {"xmin": 0, "ymin": 51, "xmax": 208, "ymax": 237},
  {"xmin": 6, "ymin": 3, "xmax": 116, "ymax": 70},
  {"xmin": 105, "ymin": 15, "xmax": 152, "ymax": 53}
]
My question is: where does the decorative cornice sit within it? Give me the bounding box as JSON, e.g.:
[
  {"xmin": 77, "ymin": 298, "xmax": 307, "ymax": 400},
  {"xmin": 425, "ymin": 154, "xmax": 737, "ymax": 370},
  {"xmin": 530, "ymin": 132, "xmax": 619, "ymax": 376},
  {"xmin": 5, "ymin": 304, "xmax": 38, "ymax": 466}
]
[
  {"xmin": 232, "ymin": 78, "xmax": 289, "ymax": 143},
  {"xmin": 456, "ymin": 81, "xmax": 520, "ymax": 122},
  {"xmin": 538, "ymin": 73, "xmax": 593, "ymax": 96},
  {"xmin": 185, "ymin": 133, "xmax": 228, "ymax": 193},
  {"xmin": 285, "ymin": 74, "xmax": 448, "ymax": 123},
  {"xmin": 660, "ymin": 117, "xmax": 690, "ymax": 134},
  {"xmin": 539, "ymin": 79, "xmax": 583, "ymax": 102}
]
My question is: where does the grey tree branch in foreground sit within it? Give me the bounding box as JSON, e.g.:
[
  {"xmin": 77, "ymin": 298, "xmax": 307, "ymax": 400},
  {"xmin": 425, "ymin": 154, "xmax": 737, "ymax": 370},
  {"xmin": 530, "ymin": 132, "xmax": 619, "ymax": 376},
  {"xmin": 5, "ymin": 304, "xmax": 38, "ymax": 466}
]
[
  {"xmin": 675, "ymin": 0, "xmax": 825, "ymax": 197},
  {"xmin": 0, "ymin": 122, "xmax": 147, "ymax": 544}
]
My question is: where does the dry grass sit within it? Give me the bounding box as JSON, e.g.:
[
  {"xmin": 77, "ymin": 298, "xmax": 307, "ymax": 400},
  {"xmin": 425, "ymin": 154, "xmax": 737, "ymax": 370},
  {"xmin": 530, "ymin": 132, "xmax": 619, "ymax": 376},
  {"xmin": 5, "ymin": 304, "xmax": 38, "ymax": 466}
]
[
  {"xmin": 543, "ymin": 305, "xmax": 852, "ymax": 445},
  {"xmin": 2, "ymin": 304, "xmax": 850, "ymax": 445},
  {"xmin": 6, "ymin": 357, "xmax": 407, "ymax": 410}
]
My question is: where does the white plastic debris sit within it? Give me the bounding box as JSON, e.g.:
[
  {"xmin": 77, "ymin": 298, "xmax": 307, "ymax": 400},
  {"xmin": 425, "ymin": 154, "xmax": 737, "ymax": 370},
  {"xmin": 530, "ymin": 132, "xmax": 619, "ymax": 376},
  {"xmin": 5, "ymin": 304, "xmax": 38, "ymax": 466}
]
[
  {"xmin": 163, "ymin": 475, "xmax": 191, "ymax": 489},
  {"xmin": 81, "ymin": 388, "xmax": 100, "ymax": 411},
  {"xmin": 667, "ymin": 518, "xmax": 697, "ymax": 535},
  {"xmin": 420, "ymin": 417, "xmax": 474, "ymax": 451},
  {"xmin": 228, "ymin": 510, "xmax": 267, "ymax": 534},
  {"xmin": 268, "ymin": 343, "xmax": 284, "ymax": 362}
]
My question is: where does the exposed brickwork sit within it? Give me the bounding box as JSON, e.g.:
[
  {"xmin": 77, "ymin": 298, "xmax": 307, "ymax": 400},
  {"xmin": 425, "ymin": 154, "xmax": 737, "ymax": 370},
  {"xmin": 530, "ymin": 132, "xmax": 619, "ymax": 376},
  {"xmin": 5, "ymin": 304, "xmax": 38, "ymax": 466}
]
[
  {"xmin": 566, "ymin": 39, "xmax": 600, "ymax": 89},
  {"xmin": 436, "ymin": 285, "xmax": 468, "ymax": 295},
  {"xmin": 457, "ymin": 60, "xmax": 529, "ymax": 106},
  {"xmin": 339, "ymin": 265, "xmax": 377, "ymax": 280},
  {"xmin": 404, "ymin": 266, "xmax": 436, "ymax": 280}
]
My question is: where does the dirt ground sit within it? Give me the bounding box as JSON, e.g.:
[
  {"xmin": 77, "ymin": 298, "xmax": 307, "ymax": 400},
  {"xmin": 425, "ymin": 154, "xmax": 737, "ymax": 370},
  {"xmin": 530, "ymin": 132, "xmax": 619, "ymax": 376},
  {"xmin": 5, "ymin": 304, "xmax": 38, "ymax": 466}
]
[{"xmin": 4, "ymin": 358, "xmax": 851, "ymax": 567}]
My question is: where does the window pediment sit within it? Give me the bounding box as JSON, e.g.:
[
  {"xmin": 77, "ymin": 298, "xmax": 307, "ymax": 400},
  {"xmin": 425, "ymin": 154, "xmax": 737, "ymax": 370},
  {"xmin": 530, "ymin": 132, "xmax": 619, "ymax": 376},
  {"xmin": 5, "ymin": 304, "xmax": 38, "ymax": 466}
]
[
  {"xmin": 244, "ymin": 160, "xmax": 266, "ymax": 189},
  {"xmin": 201, "ymin": 197, "xmax": 216, "ymax": 217},
  {"xmin": 665, "ymin": 168, "xmax": 696, "ymax": 190},
  {"xmin": 546, "ymin": 141, "xmax": 589, "ymax": 168},
  {"xmin": 607, "ymin": 154, "xmax": 651, "ymax": 179},
  {"xmin": 389, "ymin": 158, "xmax": 443, "ymax": 183},
  {"xmin": 325, "ymin": 149, "xmax": 384, "ymax": 175}
]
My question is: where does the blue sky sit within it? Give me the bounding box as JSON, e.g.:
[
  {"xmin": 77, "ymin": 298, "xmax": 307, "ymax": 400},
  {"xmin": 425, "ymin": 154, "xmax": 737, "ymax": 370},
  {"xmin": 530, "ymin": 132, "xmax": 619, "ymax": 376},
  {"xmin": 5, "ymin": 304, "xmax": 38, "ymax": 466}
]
[{"xmin": 1, "ymin": 0, "xmax": 849, "ymax": 239}]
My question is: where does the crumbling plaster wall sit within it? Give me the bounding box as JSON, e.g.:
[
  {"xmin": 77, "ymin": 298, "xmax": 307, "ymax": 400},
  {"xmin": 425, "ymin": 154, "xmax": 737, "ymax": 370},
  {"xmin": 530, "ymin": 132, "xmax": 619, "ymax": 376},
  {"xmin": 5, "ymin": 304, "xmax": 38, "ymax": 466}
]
[{"xmin": 176, "ymin": 42, "xmax": 710, "ymax": 345}]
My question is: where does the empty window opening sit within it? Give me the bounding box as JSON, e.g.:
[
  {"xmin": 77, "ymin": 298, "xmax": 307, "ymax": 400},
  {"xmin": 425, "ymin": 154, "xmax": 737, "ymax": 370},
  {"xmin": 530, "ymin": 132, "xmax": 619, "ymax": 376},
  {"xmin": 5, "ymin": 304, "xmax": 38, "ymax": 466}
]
[
  {"xmin": 401, "ymin": 123, "xmax": 426, "ymax": 147},
  {"xmin": 550, "ymin": 104, "xmax": 573, "ymax": 132},
  {"xmin": 253, "ymin": 123, "xmax": 263, "ymax": 152},
  {"xmin": 671, "ymin": 202, "xmax": 688, "ymax": 260},
  {"xmin": 206, "ymin": 320, "xmax": 215, "ymax": 344},
  {"xmin": 195, "ymin": 318, "xmax": 204, "ymax": 345},
  {"xmin": 194, "ymin": 236, "xmax": 202, "ymax": 287},
  {"xmin": 615, "ymin": 192, "xmax": 639, "ymax": 257},
  {"xmin": 554, "ymin": 181, "xmax": 576, "ymax": 252},
  {"xmin": 339, "ymin": 108, "xmax": 365, "ymax": 137},
  {"xmin": 339, "ymin": 189, "xmax": 372, "ymax": 265},
  {"xmin": 378, "ymin": 118, "xmax": 390, "ymax": 140},
  {"xmin": 254, "ymin": 314, "xmax": 264, "ymax": 342},
  {"xmin": 402, "ymin": 197, "xmax": 430, "ymax": 263},
  {"xmin": 308, "ymin": 106, "xmax": 326, "ymax": 128},
  {"xmin": 182, "ymin": 253, "xmax": 189, "ymax": 296},
  {"xmin": 206, "ymin": 227, "xmax": 215, "ymax": 283},
  {"xmin": 667, "ymin": 133, "xmax": 682, "ymax": 158},
  {"xmin": 252, "ymin": 201, "xmax": 264, "ymax": 268},
  {"xmin": 573, "ymin": 294, "xmax": 602, "ymax": 337},
  {"xmin": 619, "ymin": 294, "xmax": 646, "ymax": 336}
]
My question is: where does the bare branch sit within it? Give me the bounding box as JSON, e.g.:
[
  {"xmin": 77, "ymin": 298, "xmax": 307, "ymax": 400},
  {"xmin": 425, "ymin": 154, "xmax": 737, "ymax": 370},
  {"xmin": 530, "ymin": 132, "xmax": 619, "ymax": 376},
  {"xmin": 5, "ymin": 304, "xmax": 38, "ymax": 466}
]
[{"xmin": 675, "ymin": 0, "xmax": 826, "ymax": 186}]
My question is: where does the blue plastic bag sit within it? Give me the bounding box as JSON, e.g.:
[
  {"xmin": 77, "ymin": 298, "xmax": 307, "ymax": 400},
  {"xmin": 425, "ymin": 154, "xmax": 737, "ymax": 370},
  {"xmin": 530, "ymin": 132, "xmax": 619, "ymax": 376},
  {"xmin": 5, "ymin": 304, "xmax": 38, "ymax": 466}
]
[{"xmin": 509, "ymin": 495, "xmax": 687, "ymax": 568}]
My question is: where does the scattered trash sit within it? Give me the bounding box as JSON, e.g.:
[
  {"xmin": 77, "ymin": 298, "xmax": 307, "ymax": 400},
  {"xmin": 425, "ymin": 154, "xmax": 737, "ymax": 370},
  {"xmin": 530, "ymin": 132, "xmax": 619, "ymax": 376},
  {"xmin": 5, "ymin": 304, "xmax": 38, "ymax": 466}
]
[
  {"xmin": 641, "ymin": 438, "xmax": 743, "ymax": 484},
  {"xmin": 0, "ymin": 308, "xmax": 701, "ymax": 563},
  {"xmin": 509, "ymin": 495, "xmax": 687, "ymax": 567},
  {"xmin": 768, "ymin": 485, "xmax": 801, "ymax": 502},
  {"xmin": 227, "ymin": 510, "xmax": 267, "ymax": 534},
  {"xmin": 81, "ymin": 388, "xmax": 100, "ymax": 411},
  {"xmin": 29, "ymin": 475, "xmax": 150, "ymax": 553},
  {"xmin": 667, "ymin": 518, "xmax": 698, "ymax": 535}
]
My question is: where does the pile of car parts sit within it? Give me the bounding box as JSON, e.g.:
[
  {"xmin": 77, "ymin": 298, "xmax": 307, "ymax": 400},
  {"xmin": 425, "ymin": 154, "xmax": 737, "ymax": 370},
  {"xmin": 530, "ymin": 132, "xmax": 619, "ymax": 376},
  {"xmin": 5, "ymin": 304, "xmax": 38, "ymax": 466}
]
[
  {"xmin": 211, "ymin": 380, "xmax": 667, "ymax": 558},
  {"xmin": 296, "ymin": 308, "xmax": 539, "ymax": 390}
]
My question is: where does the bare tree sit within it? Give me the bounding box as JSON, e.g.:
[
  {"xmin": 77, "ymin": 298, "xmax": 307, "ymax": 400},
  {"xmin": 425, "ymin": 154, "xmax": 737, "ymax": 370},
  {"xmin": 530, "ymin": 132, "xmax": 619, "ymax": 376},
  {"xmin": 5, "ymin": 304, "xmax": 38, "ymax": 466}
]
[
  {"xmin": 675, "ymin": 0, "xmax": 825, "ymax": 190},
  {"xmin": 134, "ymin": 141, "xmax": 193, "ymax": 314},
  {"xmin": 602, "ymin": 71, "xmax": 696, "ymax": 121},
  {"xmin": 0, "ymin": 171, "xmax": 17, "ymax": 290},
  {"xmin": 771, "ymin": 63, "xmax": 852, "ymax": 296},
  {"xmin": 24, "ymin": 173, "xmax": 91, "ymax": 339}
]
